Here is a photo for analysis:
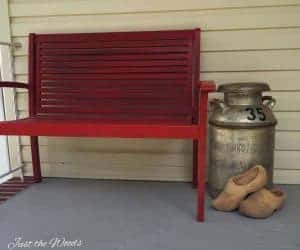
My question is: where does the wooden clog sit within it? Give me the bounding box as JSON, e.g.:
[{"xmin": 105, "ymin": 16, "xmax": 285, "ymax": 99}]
[
  {"xmin": 212, "ymin": 165, "xmax": 267, "ymax": 212},
  {"xmin": 239, "ymin": 188, "xmax": 286, "ymax": 218}
]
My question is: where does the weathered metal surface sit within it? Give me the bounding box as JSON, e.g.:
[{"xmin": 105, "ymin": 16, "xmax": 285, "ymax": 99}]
[{"xmin": 208, "ymin": 82, "xmax": 277, "ymax": 198}]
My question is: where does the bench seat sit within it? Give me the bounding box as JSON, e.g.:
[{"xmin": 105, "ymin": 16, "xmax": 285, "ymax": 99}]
[{"xmin": 0, "ymin": 118, "xmax": 199, "ymax": 138}]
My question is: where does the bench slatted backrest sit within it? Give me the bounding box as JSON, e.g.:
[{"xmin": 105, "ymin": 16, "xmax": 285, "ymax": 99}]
[{"xmin": 29, "ymin": 30, "xmax": 200, "ymax": 123}]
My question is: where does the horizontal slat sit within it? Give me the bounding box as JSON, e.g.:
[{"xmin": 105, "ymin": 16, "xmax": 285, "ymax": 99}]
[
  {"xmin": 40, "ymin": 73, "xmax": 188, "ymax": 81},
  {"xmin": 40, "ymin": 98, "xmax": 188, "ymax": 109},
  {"xmin": 9, "ymin": 0, "xmax": 300, "ymax": 17},
  {"xmin": 39, "ymin": 39, "xmax": 190, "ymax": 48},
  {"xmin": 40, "ymin": 88, "xmax": 185, "ymax": 99},
  {"xmin": 21, "ymin": 146, "xmax": 300, "ymax": 170},
  {"xmin": 40, "ymin": 60, "xmax": 188, "ymax": 68},
  {"xmin": 40, "ymin": 47, "xmax": 189, "ymax": 55},
  {"xmin": 40, "ymin": 53, "xmax": 189, "ymax": 63},
  {"xmin": 20, "ymin": 150, "xmax": 300, "ymax": 183},
  {"xmin": 37, "ymin": 106, "xmax": 189, "ymax": 116},
  {"xmin": 274, "ymin": 151, "xmax": 300, "ymax": 170},
  {"xmin": 40, "ymin": 66, "xmax": 188, "ymax": 74},
  {"xmin": 22, "ymin": 163, "xmax": 192, "ymax": 181},
  {"xmin": 275, "ymin": 112, "xmax": 300, "ymax": 131},
  {"xmin": 202, "ymin": 71, "xmax": 300, "ymax": 91},
  {"xmin": 13, "ymin": 28, "xmax": 300, "ymax": 56},
  {"xmin": 15, "ymin": 71, "xmax": 300, "ymax": 92},
  {"xmin": 17, "ymin": 130, "xmax": 300, "ymax": 151},
  {"xmin": 276, "ymin": 131, "xmax": 300, "ymax": 151},
  {"xmin": 274, "ymin": 170, "xmax": 300, "ymax": 184},
  {"xmin": 19, "ymin": 137, "xmax": 192, "ymax": 153},
  {"xmin": 40, "ymin": 79, "xmax": 186, "ymax": 89},
  {"xmin": 201, "ymin": 50, "xmax": 300, "ymax": 72},
  {"xmin": 10, "ymin": 6, "xmax": 300, "ymax": 36},
  {"xmin": 21, "ymin": 149, "xmax": 191, "ymax": 166},
  {"xmin": 22, "ymin": 162, "xmax": 300, "ymax": 183},
  {"xmin": 14, "ymin": 50, "xmax": 300, "ymax": 75},
  {"xmin": 16, "ymin": 91, "xmax": 300, "ymax": 112}
]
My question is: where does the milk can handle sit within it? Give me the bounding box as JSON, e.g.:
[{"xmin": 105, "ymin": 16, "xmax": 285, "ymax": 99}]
[
  {"xmin": 262, "ymin": 96, "xmax": 276, "ymax": 109},
  {"xmin": 210, "ymin": 98, "xmax": 226, "ymax": 110}
]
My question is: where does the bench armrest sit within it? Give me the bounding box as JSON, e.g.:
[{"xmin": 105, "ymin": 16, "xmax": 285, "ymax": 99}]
[
  {"xmin": 197, "ymin": 80, "xmax": 216, "ymax": 93},
  {"xmin": 0, "ymin": 81, "xmax": 28, "ymax": 89},
  {"xmin": 197, "ymin": 80, "xmax": 216, "ymax": 123}
]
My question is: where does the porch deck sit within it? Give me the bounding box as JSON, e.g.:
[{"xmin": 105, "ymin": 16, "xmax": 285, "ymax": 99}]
[{"xmin": 0, "ymin": 178, "xmax": 299, "ymax": 250}]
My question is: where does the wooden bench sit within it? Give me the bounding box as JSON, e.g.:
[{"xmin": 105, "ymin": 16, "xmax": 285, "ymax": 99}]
[{"xmin": 0, "ymin": 29, "xmax": 215, "ymax": 221}]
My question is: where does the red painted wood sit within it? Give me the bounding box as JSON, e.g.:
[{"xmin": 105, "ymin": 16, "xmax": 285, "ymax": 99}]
[
  {"xmin": 0, "ymin": 177, "xmax": 35, "ymax": 205},
  {"xmin": 41, "ymin": 53, "xmax": 188, "ymax": 62},
  {"xmin": 31, "ymin": 136, "xmax": 42, "ymax": 183},
  {"xmin": 40, "ymin": 39, "xmax": 189, "ymax": 48},
  {"xmin": 0, "ymin": 81, "xmax": 28, "ymax": 89},
  {"xmin": 0, "ymin": 184, "xmax": 28, "ymax": 188},
  {"xmin": 197, "ymin": 81, "xmax": 216, "ymax": 221},
  {"xmin": 0, "ymin": 29, "xmax": 216, "ymax": 221},
  {"xmin": 0, "ymin": 187, "xmax": 25, "ymax": 192},
  {"xmin": 0, "ymin": 118, "xmax": 199, "ymax": 139},
  {"xmin": 33, "ymin": 30, "xmax": 195, "ymax": 121},
  {"xmin": 192, "ymin": 140, "xmax": 198, "ymax": 188},
  {"xmin": 42, "ymin": 60, "xmax": 188, "ymax": 68},
  {"xmin": 29, "ymin": 33, "xmax": 36, "ymax": 117},
  {"xmin": 37, "ymin": 30, "xmax": 195, "ymax": 42}
]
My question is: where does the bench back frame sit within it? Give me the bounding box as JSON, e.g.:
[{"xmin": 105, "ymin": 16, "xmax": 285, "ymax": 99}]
[{"xmin": 28, "ymin": 29, "xmax": 200, "ymax": 124}]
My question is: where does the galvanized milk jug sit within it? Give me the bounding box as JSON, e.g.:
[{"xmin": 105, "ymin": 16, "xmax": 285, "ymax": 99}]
[{"xmin": 208, "ymin": 82, "xmax": 277, "ymax": 198}]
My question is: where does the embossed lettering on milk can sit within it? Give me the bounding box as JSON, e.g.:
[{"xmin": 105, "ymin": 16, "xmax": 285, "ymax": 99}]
[{"xmin": 208, "ymin": 83, "xmax": 277, "ymax": 198}]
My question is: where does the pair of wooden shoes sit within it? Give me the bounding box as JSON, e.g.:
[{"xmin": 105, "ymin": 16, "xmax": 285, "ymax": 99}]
[{"xmin": 212, "ymin": 165, "xmax": 286, "ymax": 218}]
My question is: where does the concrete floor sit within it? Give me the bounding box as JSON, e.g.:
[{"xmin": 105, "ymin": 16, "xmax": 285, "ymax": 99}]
[{"xmin": 0, "ymin": 178, "xmax": 299, "ymax": 250}]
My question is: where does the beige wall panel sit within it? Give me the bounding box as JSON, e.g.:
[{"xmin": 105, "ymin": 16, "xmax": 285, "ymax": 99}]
[
  {"xmin": 274, "ymin": 151, "xmax": 300, "ymax": 170},
  {"xmin": 275, "ymin": 132, "xmax": 300, "ymax": 151},
  {"xmin": 275, "ymin": 112, "xmax": 300, "ymax": 131},
  {"xmin": 22, "ymin": 163, "xmax": 192, "ymax": 181},
  {"xmin": 22, "ymin": 158, "xmax": 300, "ymax": 184},
  {"xmin": 10, "ymin": 6, "xmax": 300, "ymax": 36},
  {"xmin": 8, "ymin": 1, "xmax": 300, "ymax": 183},
  {"xmin": 18, "ymin": 130, "xmax": 300, "ymax": 153},
  {"xmin": 9, "ymin": 0, "xmax": 300, "ymax": 17},
  {"xmin": 20, "ymin": 137, "xmax": 192, "ymax": 153},
  {"xmin": 23, "ymin": 163, "xmax": 300, "ymax": 184},
  {"xmin": 21, "ymin": 146, "xmax": 300, "ymax": 170},
  {"xmin": 21, "ymin": 147, "xmax": 191, "ymax": 166},
  {"xmin": 274, "ymin": 170, "xmax": 300, "ymax": 184},
  {"xmin": 202, "ymin": 71, "xmax": 300, "ymax": 91},
  {"xmin": 11, "ymin": 28, "xmax": 300, "ymax": 56}
]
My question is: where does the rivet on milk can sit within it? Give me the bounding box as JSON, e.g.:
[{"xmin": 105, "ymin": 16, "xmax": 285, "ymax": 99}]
[{"xmin": 208, "ymin": 82, "xmax": 277, "ymax": 198}]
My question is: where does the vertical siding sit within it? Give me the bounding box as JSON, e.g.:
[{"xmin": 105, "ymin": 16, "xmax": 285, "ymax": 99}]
[{"xmin": 8, "ymin": 0, "xmax": 300, "ymax": 183}]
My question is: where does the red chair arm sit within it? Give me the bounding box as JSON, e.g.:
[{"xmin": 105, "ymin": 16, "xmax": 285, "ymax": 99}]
[
  {"xmin": 197, "ymin": 80, "xmax": 216, "ymax": 123},
  {"xmin": 0, "ymin": 81, "xmax": 28, "ymax": 89},
  {"xmin": 197, "ymin": 80, "xmax": 216, "ymax": 92}
]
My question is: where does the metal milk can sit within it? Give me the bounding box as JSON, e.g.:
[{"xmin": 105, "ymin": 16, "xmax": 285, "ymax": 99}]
[{"xmin": 208, "ymin": 82, "xmax": 277, "ymax": 198}]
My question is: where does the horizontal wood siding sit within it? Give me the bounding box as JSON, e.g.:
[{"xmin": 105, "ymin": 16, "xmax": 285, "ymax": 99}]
[{"xmin": 8, "ymin": 0, "xmax": 300, "ymax": 183}]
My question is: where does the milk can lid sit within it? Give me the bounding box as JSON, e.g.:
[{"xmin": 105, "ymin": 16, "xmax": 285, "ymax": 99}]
[{"xmin": 218, "ymin": 82, "xmax": 270, "ymax": 93}]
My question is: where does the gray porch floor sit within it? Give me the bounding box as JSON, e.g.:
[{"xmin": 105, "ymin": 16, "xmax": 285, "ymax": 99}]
[{"xmin": 0, "ymin": 178, "xmax": 299, "ymax": 250}]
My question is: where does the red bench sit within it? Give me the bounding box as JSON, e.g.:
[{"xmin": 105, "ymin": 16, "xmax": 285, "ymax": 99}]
[{"xmin": 0, "ymin": 29, "xmax": 215, "ymax": 221}]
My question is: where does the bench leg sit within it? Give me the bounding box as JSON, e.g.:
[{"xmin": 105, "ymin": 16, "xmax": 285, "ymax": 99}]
[
  {"xmin": 30, "ymin": 136, "xmax": 42, "ymax": 183},
  {"xmin": 196, "ymin": 138, "xmax": 206, "ymax": 222},
  {"xmin": 192, "ymin": 140, "xmax": 198, "ymax": 188},
  {"xmin": 197, "ymin": 97, "xmax": 209, "ymax": 222}
]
